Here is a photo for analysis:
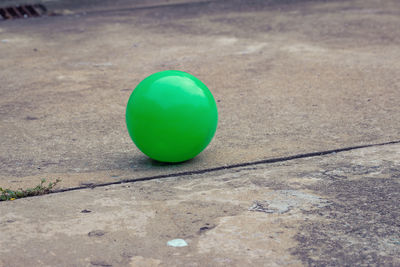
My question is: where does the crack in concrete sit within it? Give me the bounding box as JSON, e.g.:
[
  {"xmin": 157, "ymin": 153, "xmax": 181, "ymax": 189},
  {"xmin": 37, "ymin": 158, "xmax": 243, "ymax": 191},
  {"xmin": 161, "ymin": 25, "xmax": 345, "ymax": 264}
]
[
  {"xmin": 58, "ymin": 0, "xmax": 216, "ymax": 17},
  {"xmin": 47, "ymin": 140, "xmax": 400, "ymax": 196}
]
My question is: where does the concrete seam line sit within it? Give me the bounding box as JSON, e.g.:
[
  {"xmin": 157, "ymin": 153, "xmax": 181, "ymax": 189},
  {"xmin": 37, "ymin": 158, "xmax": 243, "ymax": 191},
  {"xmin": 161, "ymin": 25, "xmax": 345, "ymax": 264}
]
[
  {"xmin": 63, "ymin": 0, "xmax": 216, "ymax": 16},
  {"xmin": 49, "ymin": 139, "xmax": 400, "ymax": 195}
]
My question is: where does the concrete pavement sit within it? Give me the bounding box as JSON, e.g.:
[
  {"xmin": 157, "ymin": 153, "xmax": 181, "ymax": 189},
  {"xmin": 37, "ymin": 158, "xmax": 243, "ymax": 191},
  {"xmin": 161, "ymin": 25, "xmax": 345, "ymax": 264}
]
[
  {"xmin": 1, "ymin": 143, "xmax": 399, "ymax": 266},
  {"xmin": 0, "ymin": 0, "xmax": 400, "ymax": 265},
  {"xmin": 1, "ymin": 0, "xmax": 400, "ymax": 190}
]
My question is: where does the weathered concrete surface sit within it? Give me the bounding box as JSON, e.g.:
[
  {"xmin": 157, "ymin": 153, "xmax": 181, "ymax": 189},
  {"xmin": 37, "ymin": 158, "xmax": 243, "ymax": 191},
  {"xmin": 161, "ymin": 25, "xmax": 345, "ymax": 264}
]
[
  {"xmin": 0, "ymin": 143, "xmax": 399, "ymax": 266},
  {"xmin": 1, "ymin": 0, "xmax": 400, "ymax": 189},
  {"xmin": 1, "ymin": 1, "xmax": 400, "ymax": 266}
]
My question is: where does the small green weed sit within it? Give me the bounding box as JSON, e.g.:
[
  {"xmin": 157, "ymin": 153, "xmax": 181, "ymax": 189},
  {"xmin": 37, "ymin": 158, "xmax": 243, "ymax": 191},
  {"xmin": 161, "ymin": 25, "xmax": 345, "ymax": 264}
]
[{"xmin": 0, "ymin": 178, "xmax": 61, "ymax": 201}]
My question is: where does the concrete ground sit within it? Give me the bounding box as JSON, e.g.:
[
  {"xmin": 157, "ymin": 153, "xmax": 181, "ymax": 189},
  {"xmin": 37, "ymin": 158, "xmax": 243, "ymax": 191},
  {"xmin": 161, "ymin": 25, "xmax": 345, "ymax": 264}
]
[{"xmin": 0, "ymin": 0, "xmax": 399, "ymax": 266}]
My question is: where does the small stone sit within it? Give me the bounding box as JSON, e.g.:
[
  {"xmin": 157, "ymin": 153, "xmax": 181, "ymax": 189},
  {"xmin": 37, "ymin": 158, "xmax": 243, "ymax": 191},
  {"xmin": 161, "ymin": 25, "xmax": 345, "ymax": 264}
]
[
  {"xmin": 90, "ymin": 260, "xmax": 112, "ymax": 266},
  {"xmin": 88, "ymin": 230, "xmax": 106, "ymax": 237},
  {"xmin": 167, "ymin": 239, "xmax": 188, "ymax": 247},
  {"xmin": 81, "ymin": 209, "xmax": 92, "ymax": 213}
]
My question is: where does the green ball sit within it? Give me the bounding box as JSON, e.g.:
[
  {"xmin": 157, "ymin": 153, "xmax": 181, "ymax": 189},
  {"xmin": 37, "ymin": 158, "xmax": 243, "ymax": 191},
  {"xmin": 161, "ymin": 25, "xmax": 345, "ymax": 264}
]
[{"xmin": 126, "ymin": 70, "xmax": 218, "ymax": 162}]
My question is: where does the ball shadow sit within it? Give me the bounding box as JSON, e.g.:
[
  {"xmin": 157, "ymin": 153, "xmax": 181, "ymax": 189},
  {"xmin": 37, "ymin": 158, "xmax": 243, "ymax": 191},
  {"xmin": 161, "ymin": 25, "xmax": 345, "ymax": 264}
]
[{"xmin": 147, "ymin": 156, "xmax": 198, "ymax": 167}]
